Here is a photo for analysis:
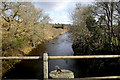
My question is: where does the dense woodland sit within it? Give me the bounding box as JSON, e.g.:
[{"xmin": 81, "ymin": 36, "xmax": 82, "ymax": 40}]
[
  {"xmin": 69, "ymin": 1, "xmax": 120, "ymax": 77},
  {"xmin": 0, "ymin": 2, "xmax": 66, "ymax": 74}
]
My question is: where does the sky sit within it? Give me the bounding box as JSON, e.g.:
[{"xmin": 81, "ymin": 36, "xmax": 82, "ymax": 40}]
[
  {"xmin": 33, "ymin": 0, "xmax": 119, "ymax": 24},
  {"xmin": 34, "ymin": 2, "xmax": 77, "ymax": 24},
  {"xmin": 34, "ymin": 1, "xmax": 91, "ymax": 24}
]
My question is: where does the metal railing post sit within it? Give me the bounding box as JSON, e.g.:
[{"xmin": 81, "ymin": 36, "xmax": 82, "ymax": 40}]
[{"xmin": 43, "ymin": 53, "xmax": 48, "ymax": 79}]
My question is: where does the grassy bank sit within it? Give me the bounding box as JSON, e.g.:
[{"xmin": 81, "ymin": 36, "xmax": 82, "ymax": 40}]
[{"xmin": 1, "ymin": 18, "xmax": 67, "ymax": 75}]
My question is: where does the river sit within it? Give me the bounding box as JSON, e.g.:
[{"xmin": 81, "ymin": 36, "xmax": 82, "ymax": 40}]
[{"xmin": 2, "ymin": 33, "xmax": 81, "ymax": 79}]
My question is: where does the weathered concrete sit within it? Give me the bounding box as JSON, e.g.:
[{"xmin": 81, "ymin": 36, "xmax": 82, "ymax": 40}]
[{"xmin": 49, "ymin": 69, "xmax": 74, "ymax": 78}]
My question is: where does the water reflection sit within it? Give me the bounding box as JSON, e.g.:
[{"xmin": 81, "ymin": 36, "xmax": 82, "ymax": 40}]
[
  {"xmin": 46, "ymin": 33, "xmax": 81, "ymax": 78},
  {"xmin": 3, "ymin": 33, "xmax": 81, "ymax": 79}
]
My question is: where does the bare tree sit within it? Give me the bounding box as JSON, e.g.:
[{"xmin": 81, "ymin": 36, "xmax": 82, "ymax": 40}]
[
  {"xmin": 116, "ymin": 1, "xmax": 120, "ymax": 26},
  {"xmin": 1, "ymin": 2, "xmax": 51, "ymax": 49},
  {"xmin": 94, "ymin": 2, "xmax": 119, "ymax": 33},
  {"xmin": 70, "ymin": 3, "xmax": 94, "ymax": 43},
  {"xmin": 0, "ymin": 2, "xmax": 22, "ymax": 22}
]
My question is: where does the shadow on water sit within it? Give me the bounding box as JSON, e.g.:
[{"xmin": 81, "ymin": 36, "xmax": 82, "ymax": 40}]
[
  {"xmin": 3, "ymin": 59, "xmax": 43, "ymax": 79},
  {"xmin": 2, "ymin": 44, "xmax": 46, "ymax": 79},
  {"xmin": 2, "ymin": 33, "xmax": 82, "ymax": 79}
]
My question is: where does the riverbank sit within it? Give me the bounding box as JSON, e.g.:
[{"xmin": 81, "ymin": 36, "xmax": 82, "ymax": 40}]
[
  {"xmin": 2, "ymin": 26, "xmax": 67, "ymax": 75},
  {"xmin": 2, "ymin": 33, "xmax": 71, "ymax": 79},
  {"xmin": 3, "ymin": 32, "xmax": 80, "ymax": 79},
  {"xmin": 72, "ymin": 42, "xmax": 120, "ymax": 77}
]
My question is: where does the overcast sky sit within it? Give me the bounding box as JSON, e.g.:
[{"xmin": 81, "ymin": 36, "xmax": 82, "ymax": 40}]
[
  {"xmin": 33, "ymin": 0, "xmax": 99, "ymax": 24},
  {"xmin": 2, "ymin": 0, "xmax": 118, "ymax": 24},
  {"xmin": 34, "ymin": 2, "xmax": 76, "ymax": 24}
]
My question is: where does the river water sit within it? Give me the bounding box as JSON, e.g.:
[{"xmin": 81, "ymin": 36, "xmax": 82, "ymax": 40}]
[
  {"xmin": 2, "ymin": 33, "xmax": 81, "ymax": 79},
  {"xmin": 46, "ymin": 33, "xmax": 81, "ymax": 78}
]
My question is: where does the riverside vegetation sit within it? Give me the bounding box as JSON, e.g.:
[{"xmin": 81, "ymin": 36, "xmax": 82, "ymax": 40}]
[
  {"xmin": 0, "ymin": 2, "xmax": 66, "ymax": 75},
  {"xmin": 69, "ymin": 2, "xmax": 120, "ymax": 77},
  {"xmin": 1, "ymin": 1, "xmax": 120, "ymax": 78}
]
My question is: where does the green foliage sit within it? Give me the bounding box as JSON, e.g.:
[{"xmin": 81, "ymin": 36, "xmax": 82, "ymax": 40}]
[
  {"xmin": 71, "ymin": 2, "xmax": 120, "ymax": 77},
  {"xmin": 86, "ymin": 15, "xmax": 96, "ymax": 31},
  {"xmin": 70, "ymin": 2, "xmax": 120, "ymax": 55}
]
